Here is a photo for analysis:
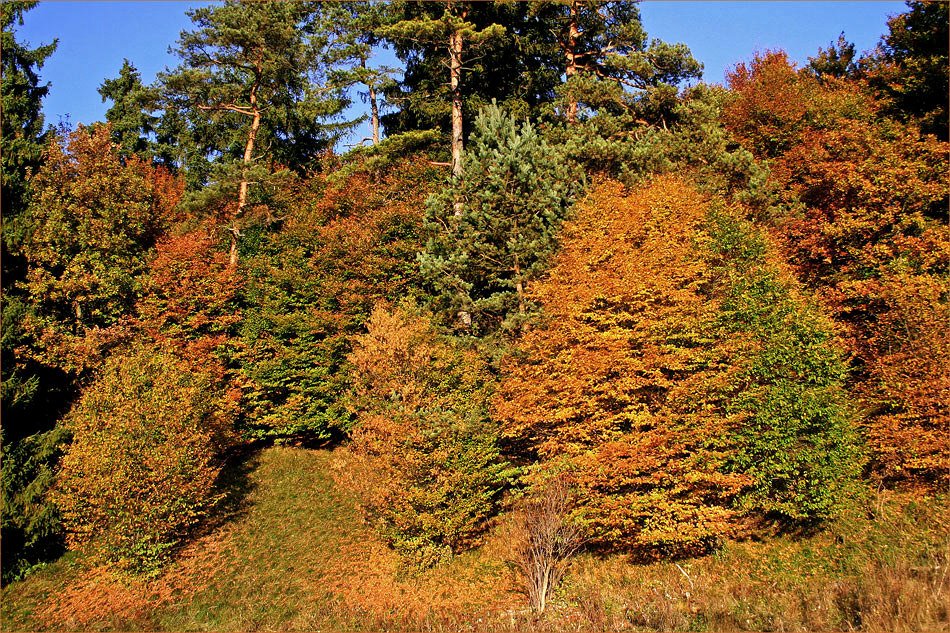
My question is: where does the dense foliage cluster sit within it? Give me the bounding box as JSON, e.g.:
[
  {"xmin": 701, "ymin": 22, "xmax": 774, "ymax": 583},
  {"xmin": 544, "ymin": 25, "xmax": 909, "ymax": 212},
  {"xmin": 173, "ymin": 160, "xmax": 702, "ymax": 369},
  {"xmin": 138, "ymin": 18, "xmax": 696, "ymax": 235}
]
[
  {"xmin": 53, "ymin": 343, "xmax": 235, "ymax": 574},
  {"xmin": 345, "ymin": 304, "xmax": 512, "ymax": 565},
  {"xmin": 421, "ymin": 103, "xmax": 579, "ymax": 333},
  {"xmin": 1, "ymin": 0, "xmax": 945, "ymax": 587},
  {"xmin": 495, "ymin": 178, "xmax": 861, "ymax": 555},
  {"xmin": 236, "ymin": 158, "xmax": 436, "ymax": 440},
  {"xmin": 725, "ymin": 49, "xmax": 949, "ymax": 484}
]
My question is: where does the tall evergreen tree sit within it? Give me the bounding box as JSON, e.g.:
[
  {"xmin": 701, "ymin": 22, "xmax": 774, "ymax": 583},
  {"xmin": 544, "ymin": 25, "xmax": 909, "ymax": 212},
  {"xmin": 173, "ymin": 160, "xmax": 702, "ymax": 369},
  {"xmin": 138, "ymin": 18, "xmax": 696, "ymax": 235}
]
[
  {"xmin": 1, "ymin": 0, "xmax": 56, "ymax": 270},
  {"xmin": 380, "ymin": 2, "xmax": 568, "ymax": 152},
  {"xmin": 98, "ymin": 59, "xmax": 163, "ymax": 163},
  {"xmin": 420, "ymin": 103, "xmax": 579, "ymax": 333},
  {"xmin": 323, "ymin": 2, "xmax": 399, "ymax": 145},
  {"xmin": 380, "ymin": 1, "xmax": 505, "ymax": 178},
  {"xmin": 0, "ymin": 3, "xmax": 65, "ymax": 582},
  {"xmin": 866, "ymin": 0, "xmax": 948, "ymax": 139},
  {"xmin": 807, "ymin": 33, "xmax": 858, "ymax": 81}
]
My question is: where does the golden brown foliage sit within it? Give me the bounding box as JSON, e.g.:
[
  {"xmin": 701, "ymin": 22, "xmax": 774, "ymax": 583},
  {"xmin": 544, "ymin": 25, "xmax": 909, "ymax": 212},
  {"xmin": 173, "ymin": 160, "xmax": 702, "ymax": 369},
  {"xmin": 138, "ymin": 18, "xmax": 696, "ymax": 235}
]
[
  {"xmin": 53, "ymin": 343, "xmax": 236, "ymax": 574},
  {"xmin": 344, "ymin": 304, "xmax": 511, "ymax": 564},
  {"xmin": 495, "ymin": 178, "xmax": 751, "ymax": 554},
  {"xmin": 496, "ymin": 176, "xmax": 860, "ymax": 554}
]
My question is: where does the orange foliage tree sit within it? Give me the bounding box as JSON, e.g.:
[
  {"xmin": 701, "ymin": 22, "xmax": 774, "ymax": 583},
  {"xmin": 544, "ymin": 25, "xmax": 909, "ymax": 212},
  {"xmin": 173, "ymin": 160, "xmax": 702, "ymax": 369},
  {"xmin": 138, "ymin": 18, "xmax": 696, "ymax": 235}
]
[
  {"xmin": 345, "ymin": 303, "xmax": 513, "ymax": 566},
  {"xmin": 494, "ymin": 178, "xmax": 860, "ymax": 556},
  {"xmin": 53, "ymin": 342, "xmax": 236, "ymax": 575},
  {"xmin": 725, "ymin": 51, "xmax": 949, "ymax": 485}
]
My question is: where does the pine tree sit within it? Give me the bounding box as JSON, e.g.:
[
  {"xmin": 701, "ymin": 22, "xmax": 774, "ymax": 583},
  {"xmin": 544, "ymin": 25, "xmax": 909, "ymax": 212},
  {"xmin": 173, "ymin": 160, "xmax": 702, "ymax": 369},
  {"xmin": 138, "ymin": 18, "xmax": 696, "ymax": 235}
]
[
  {"xmin": 420, "ymin": 103, "xmax": 579, "ymax": 333},
  {"xmin": 161, "ymin": 1, "xmax": 350, "ymax": 266},
  {"xmin": 380, "ymin": 2, "xmax": 566, "ymax": 153},
  {"xmin": 532, "ymin": 0, "xmax": 701, "ymax": 124},
  {"xmin": 323, "ymin": 2, "xmax": 399, "ymax": 146}
]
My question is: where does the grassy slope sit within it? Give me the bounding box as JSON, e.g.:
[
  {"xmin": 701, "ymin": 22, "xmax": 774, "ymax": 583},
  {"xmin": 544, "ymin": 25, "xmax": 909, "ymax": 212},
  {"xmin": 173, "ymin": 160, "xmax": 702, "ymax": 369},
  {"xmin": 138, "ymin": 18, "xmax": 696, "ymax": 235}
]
[{"xmin": 2, "ymin": 446, "xmax": 948, "ymax": 632}]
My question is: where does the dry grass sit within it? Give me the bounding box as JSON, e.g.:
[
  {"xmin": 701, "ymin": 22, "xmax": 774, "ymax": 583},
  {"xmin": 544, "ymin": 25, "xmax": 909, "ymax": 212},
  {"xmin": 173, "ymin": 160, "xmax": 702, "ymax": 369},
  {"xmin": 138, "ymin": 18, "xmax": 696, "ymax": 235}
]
[
  {"xmin": 38, "ymin": 526, "xmax": 234, "ymax": 629},
  {"xmin": 550, "ymin": 487, "xmax": 950, "ymax": 632},
  {"xmin": 3, "ymin": 447, "xmax": 947, "ymax": 632}
]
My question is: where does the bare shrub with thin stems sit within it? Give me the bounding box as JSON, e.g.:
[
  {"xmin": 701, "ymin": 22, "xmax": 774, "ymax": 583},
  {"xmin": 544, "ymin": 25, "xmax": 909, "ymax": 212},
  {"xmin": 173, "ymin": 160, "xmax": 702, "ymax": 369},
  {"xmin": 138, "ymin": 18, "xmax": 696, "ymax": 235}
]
[{"xmin": 508, "ymin": 473, "xmax": 585, "ymax": 614}]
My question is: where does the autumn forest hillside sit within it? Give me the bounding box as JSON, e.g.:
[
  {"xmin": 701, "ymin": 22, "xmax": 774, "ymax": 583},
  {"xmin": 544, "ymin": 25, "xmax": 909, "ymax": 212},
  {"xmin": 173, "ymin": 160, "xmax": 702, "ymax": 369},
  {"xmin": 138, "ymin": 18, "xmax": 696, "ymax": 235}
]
[{"xmin": 1, "ymin": 1, "xmax": 948, "ymax": 630}]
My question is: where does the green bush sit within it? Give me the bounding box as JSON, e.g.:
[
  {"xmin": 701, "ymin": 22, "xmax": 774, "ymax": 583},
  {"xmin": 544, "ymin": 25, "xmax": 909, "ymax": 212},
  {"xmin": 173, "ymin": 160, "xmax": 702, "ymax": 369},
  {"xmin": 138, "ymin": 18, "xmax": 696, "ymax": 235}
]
[{"xmin": 707, "ymin": 210, "xmax": 864, "ymax": 521}]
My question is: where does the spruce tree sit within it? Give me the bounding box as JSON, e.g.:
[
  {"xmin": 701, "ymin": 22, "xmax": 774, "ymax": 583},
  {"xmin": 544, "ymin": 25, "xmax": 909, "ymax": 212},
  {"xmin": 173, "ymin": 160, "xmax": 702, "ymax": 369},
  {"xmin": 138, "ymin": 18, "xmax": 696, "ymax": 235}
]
[
  {"xmin": 1, "ymin": 2, "xmax": 67, "ymax": 581},
  {"xmin": 98, "ymin": 59, "xmax": 162, "ymax": 163},
  {"xmin": 1, "ymin": 1, "xmax": 56, "ymax": 266}
]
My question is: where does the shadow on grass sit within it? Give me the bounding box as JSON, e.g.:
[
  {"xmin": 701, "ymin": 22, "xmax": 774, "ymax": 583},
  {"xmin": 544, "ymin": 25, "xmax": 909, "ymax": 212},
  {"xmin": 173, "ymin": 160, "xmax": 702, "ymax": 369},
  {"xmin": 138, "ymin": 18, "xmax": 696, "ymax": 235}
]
[{"xmin": 199, "ymin": 442, "xmax": 267, "ymax": 536}]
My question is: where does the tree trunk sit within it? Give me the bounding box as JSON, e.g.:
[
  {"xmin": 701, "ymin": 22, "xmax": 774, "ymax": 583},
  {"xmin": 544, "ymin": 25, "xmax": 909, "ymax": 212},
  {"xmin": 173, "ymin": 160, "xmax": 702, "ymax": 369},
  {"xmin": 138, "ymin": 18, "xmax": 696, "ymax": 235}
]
[
  {"xmin": 450, "ymin": 6, "xmax": 470, "ymax": 326},
  {"xmin": 566, "ymin": 0, "xmax": 580, "ymax": 124},
  {"xmin": 513, "ymin": 220, "xmax": 526, "ymax": 315},
  {"xmin": 370, "ymin": 84, "xmax": 380, "ymax": 145},
  {"xmin": 449, "ymin": 25, "xmax": 464, "ymax": 182},
  {"xmin": 231, "ymin": 70, "xmax": 262, "ymax": 269},
  {"xmin": 363, "ymin": 57, "xmax": 380, "ymax": 144},
  {"xmin": 228, "ymin": 228, "xmax": 240, "ymax": 268}
]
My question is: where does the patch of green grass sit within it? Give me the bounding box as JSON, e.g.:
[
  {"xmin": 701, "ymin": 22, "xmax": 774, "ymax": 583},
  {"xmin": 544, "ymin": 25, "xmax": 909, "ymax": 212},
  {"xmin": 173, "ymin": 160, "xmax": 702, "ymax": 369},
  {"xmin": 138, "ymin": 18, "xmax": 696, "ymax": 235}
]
[{"xmin": 2, "ymin": 447, "xmax": 369, "ymax": 632}]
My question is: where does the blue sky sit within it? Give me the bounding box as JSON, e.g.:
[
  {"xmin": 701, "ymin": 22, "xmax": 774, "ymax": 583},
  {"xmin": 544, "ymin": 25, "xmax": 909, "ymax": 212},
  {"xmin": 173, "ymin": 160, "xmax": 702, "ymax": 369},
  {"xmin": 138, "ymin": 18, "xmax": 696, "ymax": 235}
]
[{"xmin": 14, "ymin": 1, "xmax": 908, "ymax": 145}]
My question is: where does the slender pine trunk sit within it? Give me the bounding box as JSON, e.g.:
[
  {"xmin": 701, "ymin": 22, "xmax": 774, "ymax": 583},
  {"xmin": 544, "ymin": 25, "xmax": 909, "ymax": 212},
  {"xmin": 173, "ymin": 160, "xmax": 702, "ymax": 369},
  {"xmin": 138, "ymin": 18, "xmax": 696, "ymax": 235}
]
[
  {"xmin": 449, "ymin": 26, "xmax": 464, "ymax": 184},
  {"xmin": 363, "ymin": 57, "xmax": 380, "ymax": 144},
  {"xmin": 566, "ymin": 1, "xmax": 580, "ymax": 124},
  {"xmin": 513, "ymin": 220, "xmax": 526, "ymax": 315},
  {"xmin": 230, "ymin": 65, "xmax": 262, "ymax": 268}
]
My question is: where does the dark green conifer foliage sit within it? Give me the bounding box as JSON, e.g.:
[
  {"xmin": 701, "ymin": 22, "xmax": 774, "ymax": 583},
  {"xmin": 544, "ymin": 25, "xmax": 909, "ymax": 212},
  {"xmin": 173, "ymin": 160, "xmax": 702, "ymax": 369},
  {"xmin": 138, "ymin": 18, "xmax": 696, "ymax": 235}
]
[
  {"xmin": 379, "ymin": 1, "xmax": 505, "ymax": 177},
  {"xmin": 534, "ymin": 0, "xmax": 701, "ymax": 123},
  {"xmin": 420, "ymin": 103, "xmax": 579, "ymax": 333},
  {"xmin": 98, "ymin": 59, "xmax": 163, "ymax": 164},
  {"xmin": 869, "ymin": 0, "xmax": 949, "ymax": 139},
  {"xmin": 382, "ymin": 0, "xmax": 566, "ymax": 122},
  {"xmin": 379, "ymin": 1, "xmax": 565, "ymax": 158},
  {"xmin": 1, "ymin": 1, "xmax": 56, "ymax": 266},
  {"xmin": 1, "ymin": 0, "xmax": 58, "ymax": 419},
  {"xmin": 322, "ymin": 2, "xmax": 399, "ymax": 145},
  {"xmin": 0, "ymin": 2, "xmax": 65, "ymax": 583},
  {"xmin": 807, "ymin": 33, "xmax": 858, "ymax": 81}
]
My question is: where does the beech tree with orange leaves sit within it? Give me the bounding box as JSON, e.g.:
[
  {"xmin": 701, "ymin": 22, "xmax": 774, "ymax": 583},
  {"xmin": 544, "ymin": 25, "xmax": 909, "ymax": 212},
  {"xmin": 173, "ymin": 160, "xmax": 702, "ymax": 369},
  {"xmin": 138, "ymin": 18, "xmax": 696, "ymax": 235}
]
[{"xmin": 495, "ymin": 178, "xmax": 861, "ymax": 555}]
